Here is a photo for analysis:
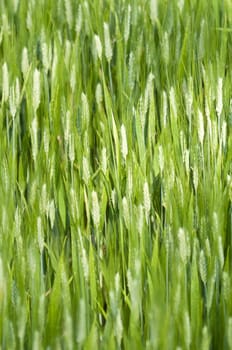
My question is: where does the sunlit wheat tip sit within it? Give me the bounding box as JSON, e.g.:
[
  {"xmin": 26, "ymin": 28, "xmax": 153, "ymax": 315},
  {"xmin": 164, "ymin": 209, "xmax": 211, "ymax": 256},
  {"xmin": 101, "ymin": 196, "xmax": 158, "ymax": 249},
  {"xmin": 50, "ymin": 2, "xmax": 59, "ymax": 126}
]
[
  {"xmin": 143, "ymin": 182, "xmax": 151, "ymax": 221},
  {"xmin": 120, "ymin": 124, "xmax": 128, "ymax": 162},
  {"xmin": 64, "ymin": 39, "xmax": 71, "ymax": 67},
  {"xmin": 32, "ymin": 68, "xmax": 40, "ymax": 113},
  {"xmin": 115, "ymin": 311, "xmax": 123, "ymax": 346},
  {"xmin": 104, "ymin": 22, "xmax": 112, "ymax": 63},
  {"xmin": 96, "ymin": 83, "xmax": 103, "ymax": 106},
  {"xmin": 177, "ymin": 0, "xmax": 184, "ymax": 12},
  {"xmin": 167, "ymin": 160, "xmax": 175, "ymax": 189},
  {"xmin": 32, "ymin": 331, "xmax": 40, "ymax": 350},
  {"xmin": 174, "ymin": 283, "xmax": 181, "ymax": 315},
  {"xmin": 211, "ymin": 120, "xmax": 218, "ymax": 152},
  {"xmin": 15, "ymin": 77, "xmax": 20, "ymax": 104},
  {"xmin": 162, "ymin": 32, "xmax": 169, "ymax": 65},
  {"xmin": 214, "ymin": 212, "xmax": 220, "ymax": 238},
  {"xmin": 178, "ymin": 228, "xmax": 187, "ymax": 264},
  {"xmin": 49, "ymin": 154, "xmax": 55, "ymax": 181},
  {"xmin": 150, "ymin": 0, "xmax": 158, "ymax": 24},
  {"xmin": 49, "ymin": 200, "xmax": 55, "ymax": 229},
  {"xmin": 205, "ymin": 238, "xmax": 211, "ymax": 258},
  {"xmin": 198, "ymin": 108, "xmax": 204, "ymax": 145},
  {"xmin": 137, "ymin": 204, "xmax": 144, "ymax": 236},
  {"xmin": 81, "ymin": 92, "xmax": 90, "ymax": 124},
  {"xmin": 158, "ymin": 145, "xmax": 164, "ymax": 173},
  {"xmin": 111, "ymin": 189, "xmax": 117, "ymax": 209},
  {"xmin": 81, "ymin": 247, "xmax": 89, "ymax": 281},
  {"xmin": 124, "ymin": 5, "xmax": 131, "ymax": 43},
  {"xmin": 17, "ymin": 303, "xmax": 27, "ymax": 342},
  {"xmin": 162, "ymin": 90, "xmax": 167, "ymax": 128},
  {"xmin": 2, "ymin": 159, "xmax": 9, "ymax": 192},
  {"xmin": 180, "ymin": 130, "xmax": 186, "ymax": 154},
  {"xmin": 94, "ymin": 34, "xmax": 102, "ymax": 61},
  {"xmin": 77, "ymin": 299, "xmax": 86, "ymax": 344},
  {"xmin": 101, "ymin": 147, "xmax": 107, "ymax": 174},
  {"xmin": 169, "ymin": 87, "xmax": 177, "ymax": 119},
  {"xmin": 82, "ymin": 156, "xmax": 90, "ymax": 183},
  {"xmin": 68, "ymin": 134, "xmax": 75, "ymax": 163},
  {"xmin": 41, "ymin": 42, "xmax": 50, "ymax": 73},
  {"xmin": 70, "ymin": 188, "xmax": 79, "ymax": 219},
  {"xmin": 14, "ymin": 207, "xmax": 21, "ymax": 236},
  {"xmin": 9, "ymin": 84, "xmax": 17, "ymax": 118},
  {"xmin": 138, "ymin": 96, "xmax": 145, "ymax": 125},
  {"xmin": 128, "ymin": 52, "xmax": 135, "ymax": 90},
  {"xmin": 51, "ymin": 43, "xmax": 58, "ymax": 81},
  {"xmin": 207, "ymin": 114, "xmax": 212, "ymax": 139},
  {"xmin": 127, "ymin": 167, "xmax": 133, "ymax": 198},
  {"xmin": 185, "ymin": 85, "xmax": 193, "ymax": 120},
  {"xmin": 122, "ymin": 196, "xmax": 130, "ymax": 228},
  {"xmin": 127, "ymin": 270, "xmax": 137, "ymax": 306},
  {"xmin": 222, "ymin": 121, "xmax": 227, "ymax": 149},
  {"xmin": 144, "ymin": 72, "xmax": 154, "ymax": 113},
  {"xmin": 40, "ymin": 183, "xmax": 47, "ymax": 214},
  {"xmin": 2, "ymin": 62, "xmax": 9, "ymax": 102},
  {"xmin": 218, "ymin": 235, "xmax": 224, "ymax": 267},
  {"xmin": 37, "ymin": 216, "xmax": 44, "ymax": 254},
  {"xmin": 205, "ymin": 99, "xmax": 210, "ymax": 120},
  {"xmin": 183, "ymin": 149, "xmax": 190, "ymax": 175},
  {"xmin": 43, "ymin": 128, "xmax": 49, "ymax": 156},
  {"xmin": 70, "ymin": 64, "xmax": 76, "ymax": 92},
  {"xmin": 177, "ymin": 178, "xmax": 184, "ymax": 207},
  {"xmin": 199, "ymin": 250, "xmax": 207, "ymax": 284},
  {"xmin": 201, "ymin": 326, "xmax": 210, "ymax": 350},
  {"xmin": 26, "ymin": 7, "xmax": 32, "ymax": 31},
  {"xmin": 184, "ymin": 311, "xmax": 191, "ymax": 348},
  {"xmin": 64, "ymin": 110, "xmax": 70, "ymax": 148},
  {"xmin": 75, "ymin": 4, "xmax": 82, "ymax": 35},
  {"xmin": 28, "ymin": 249, "xmax": 36, "ymax": 275},
  {"xmin": 91, "ymin": 191, "xmax": 100, "ymax": 228},
  {"xmin": 31, "ymin": 117, "xmax": 38, "ymax": 161},
  {"xmin": 12, "ymin": 0, "xmax": 19, "ymax": 13},
  {"xmin": 216, "ymin": 77, "xmax": 223, "ymax": 117},
  {"xmin": 64, "ymin": 0, "xmax": 73, "ymax": 29},
  {"xmin": 193, "ymin": 165, "xmax": 198, "ymax": 192},
  {"xmin": 115, "ymin": 272, "xmax": 120, "ymax": 295}
]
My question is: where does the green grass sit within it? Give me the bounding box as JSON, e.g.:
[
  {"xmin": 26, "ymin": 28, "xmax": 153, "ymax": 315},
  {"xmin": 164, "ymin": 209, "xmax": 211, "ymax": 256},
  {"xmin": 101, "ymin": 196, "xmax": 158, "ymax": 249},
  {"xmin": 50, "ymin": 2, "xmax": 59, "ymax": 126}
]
[{"xmin": 1, "ymin": 0, "xmax": 232, "ymax": 348}]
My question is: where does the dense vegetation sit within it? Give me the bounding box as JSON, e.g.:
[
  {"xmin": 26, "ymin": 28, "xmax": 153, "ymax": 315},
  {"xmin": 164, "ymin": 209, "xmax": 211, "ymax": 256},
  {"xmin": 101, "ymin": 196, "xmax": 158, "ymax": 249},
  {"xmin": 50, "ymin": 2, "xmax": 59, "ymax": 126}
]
[{"xmin": 1, "ymin": 0, "xmax": 232, "ymax": 348}]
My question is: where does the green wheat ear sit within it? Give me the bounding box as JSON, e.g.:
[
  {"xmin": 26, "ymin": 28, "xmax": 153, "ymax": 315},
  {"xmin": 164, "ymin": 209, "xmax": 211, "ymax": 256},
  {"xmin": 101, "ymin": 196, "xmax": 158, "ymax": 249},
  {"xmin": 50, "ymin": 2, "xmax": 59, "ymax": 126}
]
[{"xmin": 0, "ymin": 0, "xmax": 232, "ymax": 348}]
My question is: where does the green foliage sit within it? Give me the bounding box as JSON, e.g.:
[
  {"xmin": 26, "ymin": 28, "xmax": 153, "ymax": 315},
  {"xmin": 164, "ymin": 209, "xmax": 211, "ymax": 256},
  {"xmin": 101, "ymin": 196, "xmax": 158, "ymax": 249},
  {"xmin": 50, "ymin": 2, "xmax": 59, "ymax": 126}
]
[{"xmin": 0, "ymin": 0, "xmax": 232, "ymax": 348}]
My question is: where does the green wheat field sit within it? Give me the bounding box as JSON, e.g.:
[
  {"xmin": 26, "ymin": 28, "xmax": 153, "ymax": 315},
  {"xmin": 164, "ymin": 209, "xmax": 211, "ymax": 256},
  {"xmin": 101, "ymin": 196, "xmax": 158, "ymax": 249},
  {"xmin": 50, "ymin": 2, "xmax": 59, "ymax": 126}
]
[{"xmin": 1, "ymin": 0, "xmax": 232, "ymax": 349}]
